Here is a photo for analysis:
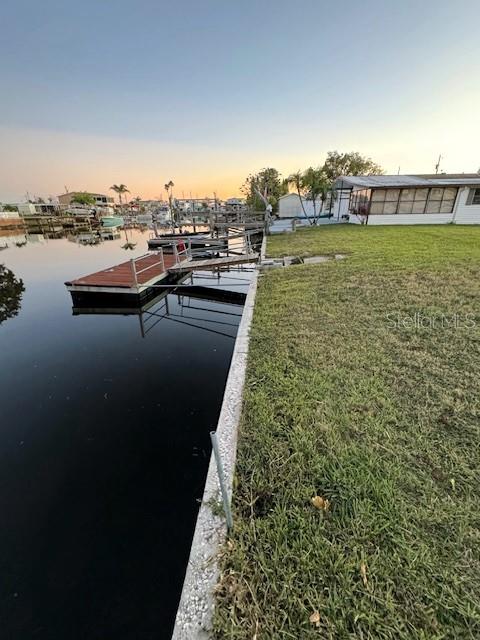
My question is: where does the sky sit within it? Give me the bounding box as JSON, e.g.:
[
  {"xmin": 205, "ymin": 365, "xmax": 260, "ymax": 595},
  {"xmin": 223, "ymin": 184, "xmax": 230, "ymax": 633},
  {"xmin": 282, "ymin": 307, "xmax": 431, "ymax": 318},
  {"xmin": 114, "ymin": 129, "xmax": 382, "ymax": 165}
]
[{"xmin": 1, "ymin": 0, "xmax": 480, "ymax": 202}]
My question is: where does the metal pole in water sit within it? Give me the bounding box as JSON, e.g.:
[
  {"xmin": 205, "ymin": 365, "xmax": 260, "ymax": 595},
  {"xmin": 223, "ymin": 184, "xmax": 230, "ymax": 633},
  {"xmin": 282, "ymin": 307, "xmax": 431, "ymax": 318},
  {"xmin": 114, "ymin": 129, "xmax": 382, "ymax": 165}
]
[{"xmin": 210, "ymin": 431, "xmax": 233, "ymax": 532}]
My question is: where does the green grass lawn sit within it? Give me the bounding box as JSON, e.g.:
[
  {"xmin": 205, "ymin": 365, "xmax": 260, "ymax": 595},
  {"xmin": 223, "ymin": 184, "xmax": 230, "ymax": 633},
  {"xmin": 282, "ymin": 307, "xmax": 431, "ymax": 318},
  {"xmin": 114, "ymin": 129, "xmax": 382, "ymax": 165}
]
[{"xmin": 214, "ymin": 225, "xmax": 480, "ymax": 639}]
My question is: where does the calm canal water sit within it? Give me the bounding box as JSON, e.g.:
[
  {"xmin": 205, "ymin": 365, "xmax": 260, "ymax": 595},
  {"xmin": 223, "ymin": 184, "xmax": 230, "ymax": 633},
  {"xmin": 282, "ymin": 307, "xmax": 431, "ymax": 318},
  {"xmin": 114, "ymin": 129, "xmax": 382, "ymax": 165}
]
[{"xmin": 0, "ymin": 228, "xmax": 249, "ymax": 639}]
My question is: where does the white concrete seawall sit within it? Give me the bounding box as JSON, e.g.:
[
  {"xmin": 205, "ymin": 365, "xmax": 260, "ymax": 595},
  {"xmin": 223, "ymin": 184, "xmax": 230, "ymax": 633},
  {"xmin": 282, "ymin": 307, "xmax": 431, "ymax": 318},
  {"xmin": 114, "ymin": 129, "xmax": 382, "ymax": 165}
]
[{"xmin": 172, "ymin": 238, "xmax": 265, "ymax": 639}]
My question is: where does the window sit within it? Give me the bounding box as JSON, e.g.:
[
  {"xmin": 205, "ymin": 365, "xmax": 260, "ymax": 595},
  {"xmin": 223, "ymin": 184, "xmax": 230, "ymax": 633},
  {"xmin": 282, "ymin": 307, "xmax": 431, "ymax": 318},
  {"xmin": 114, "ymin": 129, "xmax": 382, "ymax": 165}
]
[
  {"xmin": 468, "ymin": 188, "xmax": 480, "ymax": 205},
  {"xmin": 367, "ymin": 187, "xmax": 458, "ymax": 215},
  {"xmin": 439, "ymin": 187, "xmax": 457, "ymax": 213},
  {"xmin": 425, "ymin": 187, "xmax": 457, "ymax": 213},
  {"xmin": 398, "ymin": 188, "xmax": 429, "ymax": 213},
  {"xmin": 369, "ymin": 189, "xmax": 400, "ymax": 214},
  {"xmin": 349, "ymin": 189, "xmax": 371, "ymax": 214}
]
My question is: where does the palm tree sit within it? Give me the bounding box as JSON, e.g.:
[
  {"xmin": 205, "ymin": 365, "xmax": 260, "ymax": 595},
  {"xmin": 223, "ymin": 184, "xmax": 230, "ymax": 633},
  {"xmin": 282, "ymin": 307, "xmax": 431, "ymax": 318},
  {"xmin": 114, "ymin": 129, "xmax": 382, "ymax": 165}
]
[
  {"xmin": 286, "ymin": 171, "xmax": 310, "ymax": 223},
  {"xmin": 110, "ymin": 184, "xmax": 130, "ymax": 205},
  {"xmin": 164, "ymin": 180, "xmax": 175, "ymax": 226},
  {"xmin": 126, "ymin": 196, "xmax": 142, "ymax": 213},
  {"xmin": 302, "ymin": 167, "xmax": 331, "ymax": 225},
  {"xmin": 164, "ymin": 181, "xmax": 174, "ymax": 202},
  {"xmin": 121, "ymin": 227, "xmax": 136, "ymax": 250}
]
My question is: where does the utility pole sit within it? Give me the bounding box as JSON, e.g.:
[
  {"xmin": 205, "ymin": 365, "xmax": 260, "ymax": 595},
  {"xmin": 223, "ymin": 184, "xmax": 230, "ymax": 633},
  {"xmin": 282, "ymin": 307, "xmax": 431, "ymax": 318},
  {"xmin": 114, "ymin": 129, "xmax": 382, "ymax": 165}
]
[{"xmin": 435, "ymin": 154, "xmax": 442, "ymax": 174}]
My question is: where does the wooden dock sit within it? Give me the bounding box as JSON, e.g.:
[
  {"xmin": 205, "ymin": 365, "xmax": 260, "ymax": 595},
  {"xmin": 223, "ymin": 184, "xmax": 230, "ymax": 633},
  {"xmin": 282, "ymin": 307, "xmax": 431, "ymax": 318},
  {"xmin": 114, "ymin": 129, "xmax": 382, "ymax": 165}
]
[
  {"xmin": 168, "ymin": 253, "xmax": 258, "ymax": 273},
  {"xmin": 65, "ymin": 253, "xmax": 177, "ymax": 295},
  {"xmin": 65, "ymin": 243, "xmax": 257, "ymax": 301}
]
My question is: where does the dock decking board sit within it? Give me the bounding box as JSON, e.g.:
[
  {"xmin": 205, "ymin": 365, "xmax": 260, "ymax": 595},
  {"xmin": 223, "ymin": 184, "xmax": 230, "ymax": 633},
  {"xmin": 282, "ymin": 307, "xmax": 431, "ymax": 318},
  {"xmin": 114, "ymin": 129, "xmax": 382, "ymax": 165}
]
[
  {"xmin": 66, "ymin": 252, "xmax": 258, "ymax": 296},
  {"xmin": 65, "ymin": 254, "xmax": 177, "ymax": 290}
]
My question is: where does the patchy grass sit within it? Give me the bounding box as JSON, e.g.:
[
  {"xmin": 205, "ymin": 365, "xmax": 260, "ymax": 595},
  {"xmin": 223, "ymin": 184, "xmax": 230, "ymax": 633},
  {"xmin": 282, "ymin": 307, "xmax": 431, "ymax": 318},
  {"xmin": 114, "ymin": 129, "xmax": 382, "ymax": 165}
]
[{"xmin": 214, "ymin": 225, "xmax": 480, "ymax": 639}]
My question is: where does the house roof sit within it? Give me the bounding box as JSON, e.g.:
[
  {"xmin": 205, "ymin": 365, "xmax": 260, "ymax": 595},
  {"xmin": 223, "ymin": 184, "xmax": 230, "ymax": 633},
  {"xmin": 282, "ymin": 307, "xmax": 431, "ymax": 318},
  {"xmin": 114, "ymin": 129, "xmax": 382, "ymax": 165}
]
[
  {"xmin": 279, "ymin": 193, "xmax": 302, "ymax": 200},
  {"xmin": 58, "ymin": 191, "xmax": 110, "ymax": 198},
  {"xmin": 334, "ymin": 174, "xmax": 480, "ymax": 189}
]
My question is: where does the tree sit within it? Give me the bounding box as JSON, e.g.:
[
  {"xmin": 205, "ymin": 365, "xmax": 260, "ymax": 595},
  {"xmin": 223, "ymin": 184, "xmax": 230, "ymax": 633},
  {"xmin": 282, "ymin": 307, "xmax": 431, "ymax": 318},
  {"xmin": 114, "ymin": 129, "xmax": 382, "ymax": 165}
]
[
  {"xmin": 286, "ymin": 171, "xmax": 310, "ymax": 222},
  {"xmin": 71, "ymin": 192, "xmax": 96, "ymax": 207},
  {"xmin": 241, "ymin": 168, "xmax": 287, "ymax": 212},
  {"xmin": 301, "ymin": 167, "xmax": 331, "ymax": 225},
  {"xmin": 0, "ymin": 264, "xmax": 25, "ymax": 324},
  {"xmin": 121, "ymin": 228, "xmax": 137, "ymax": 250},
  {"xmin": 2, "ymin": 204, "xmax": 18, "ymax": 212},
  {"xmin": 322, "ymin": 151, "xmax": 384, "ymax": 182},
  {"xmin": 110, "ymin": 184, "xmax": 130, "ymax": 205},
  {"xmin": 164, "ymin": 181, "xmax": 174, "ymax": 202},
  {"xmin": 164, "ymin": 180, "xmax": 175, "ymax": 225},
  {"xmin": 129, "ymin": 196, "xmax": 143, "ymax": 212}
]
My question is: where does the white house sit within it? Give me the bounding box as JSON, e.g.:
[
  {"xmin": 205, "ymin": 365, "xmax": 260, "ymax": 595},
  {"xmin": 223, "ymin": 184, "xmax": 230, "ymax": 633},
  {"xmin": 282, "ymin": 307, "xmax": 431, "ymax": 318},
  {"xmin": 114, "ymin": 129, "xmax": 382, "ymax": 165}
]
[
  {"xmin": 16, "ymin": 202, "xmax": 59, "ymax": 216},
  {"xmin": 57, "ymin": 192, "xmax": 114, "ymax": 207},
  {"xmin": 225, "ymin": 197, "xmax": 246, "ymax": 211},
  {"xmin": 278, "ymin": 193, "xmax": 333, "ymax": 219},
  {"xmin": 333, "ymin": 174, "xmax": 480, "ymax": 225}
]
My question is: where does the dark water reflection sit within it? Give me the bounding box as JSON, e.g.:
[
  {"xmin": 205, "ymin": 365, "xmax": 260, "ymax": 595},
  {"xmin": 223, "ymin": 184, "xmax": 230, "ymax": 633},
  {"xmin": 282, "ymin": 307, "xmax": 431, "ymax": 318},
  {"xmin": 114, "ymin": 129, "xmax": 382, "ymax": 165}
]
[
  {"xmin": 0, "ymin": 264, "xmax": 25, "ymax": 323},
  {"xmin": 0, "ymin": 229, "xmax": 249, "ymax": 639}
]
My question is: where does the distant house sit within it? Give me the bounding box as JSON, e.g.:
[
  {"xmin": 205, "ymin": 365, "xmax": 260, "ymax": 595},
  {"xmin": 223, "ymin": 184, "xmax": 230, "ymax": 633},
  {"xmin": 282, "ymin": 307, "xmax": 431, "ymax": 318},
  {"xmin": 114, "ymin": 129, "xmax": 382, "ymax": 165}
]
[
  {"xmin": 174, "ymin": 198, "xmax": 218, "ymax": 212},
  {"xmin": 334, "ymin": 174, "xmax": 480, "ymax": 225},
  {"xmin": 225, "ymin": 198, "xmax": 246, "ymax": 211},
  {"xmin": 0, "ymin": 210, "xmax": 24, "ymax": 229},
  {"xmin": 16, "ymin": 202, "xmax": 59, "ymax": 216},
  {"xmin": 278, "ymin": 193, "xmax": 332, "ymax": 219},
  {"xmin": 57, "ymin": 192, "xmax": 114, "ymax": 207}
]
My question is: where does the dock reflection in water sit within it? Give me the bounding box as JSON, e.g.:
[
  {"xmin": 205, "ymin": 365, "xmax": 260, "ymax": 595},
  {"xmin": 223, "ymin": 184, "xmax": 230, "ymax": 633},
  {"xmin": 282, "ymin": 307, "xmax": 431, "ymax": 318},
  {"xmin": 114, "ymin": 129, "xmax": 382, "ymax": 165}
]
[{"xmin": 72, "ymin": 274, "xmax": 247, "ymax": 341}]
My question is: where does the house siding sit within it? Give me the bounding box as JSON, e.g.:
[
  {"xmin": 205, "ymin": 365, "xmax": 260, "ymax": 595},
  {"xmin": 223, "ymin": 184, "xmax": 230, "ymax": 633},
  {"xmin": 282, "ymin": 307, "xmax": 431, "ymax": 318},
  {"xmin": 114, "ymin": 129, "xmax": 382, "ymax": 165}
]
[
  {"xmin": 278, "ymin": 194, "xmax": 326, "ymax": 219},
  {"xmin": 357, "ymin": 213, "xmax": 454, "ymax": 225},
  {"xmin": 349, "ymin": 185, "xmax": 480, "ymax": 225},
  {"xmin": 454, "ymin": 187, "xmax": 480, "ymax": 224},
  {"xmin": 347, "ymin": 186, "xmax": 480, "ymax": 225}
]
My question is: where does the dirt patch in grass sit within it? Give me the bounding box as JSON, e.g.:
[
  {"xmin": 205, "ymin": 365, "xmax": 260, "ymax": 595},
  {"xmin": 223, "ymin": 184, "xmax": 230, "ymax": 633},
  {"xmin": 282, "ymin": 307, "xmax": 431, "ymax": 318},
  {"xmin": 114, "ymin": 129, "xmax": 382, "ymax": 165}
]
[{"xmin": 214, "ymin": 226, "xmax": 480, "ymax": 639}]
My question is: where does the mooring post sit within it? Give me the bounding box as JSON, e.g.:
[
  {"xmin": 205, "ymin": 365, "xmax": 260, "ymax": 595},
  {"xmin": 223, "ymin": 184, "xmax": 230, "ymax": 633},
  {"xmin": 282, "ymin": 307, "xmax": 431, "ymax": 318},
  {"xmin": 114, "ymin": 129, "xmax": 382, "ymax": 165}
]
[
  {"xmin": 130, "ymin": 258, "xmax": 138, "ymax": 288},
  {"xmin": 210, "ymin": 431, "xmax": 233, "ymax": 532}
]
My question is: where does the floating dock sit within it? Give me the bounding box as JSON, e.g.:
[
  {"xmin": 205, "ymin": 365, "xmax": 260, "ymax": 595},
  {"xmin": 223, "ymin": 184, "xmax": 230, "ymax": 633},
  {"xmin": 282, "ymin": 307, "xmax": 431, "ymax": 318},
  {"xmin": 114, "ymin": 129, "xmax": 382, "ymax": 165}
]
[
  {"xmin": 148, "ymin": 233, "xmax": 226, "ymax": 252},
  {"xmin": 65, "ymin": 253, "xmax": 178, "ymax": 295},
  {"xmin": 65, "ymin": 241, "xmax": 258, "ymax": 306},
  {"xmin": 65, "ymin": 251, "xmax": 189, "ymax": 307}
]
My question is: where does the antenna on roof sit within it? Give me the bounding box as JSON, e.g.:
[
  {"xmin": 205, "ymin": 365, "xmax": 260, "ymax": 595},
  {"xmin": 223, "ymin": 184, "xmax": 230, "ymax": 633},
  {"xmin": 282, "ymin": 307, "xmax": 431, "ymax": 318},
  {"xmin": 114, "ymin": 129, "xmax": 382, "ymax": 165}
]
[
  {"xmin": 435, "ymin": 154, "xmax": 442, "ymax": 174},
  {"xmin": 64, "ymin": 185, "xmax": 69, "ymax": 193},
  {"xmin": 397, "ymin": 166, "xmax": 400, "ymax": 175}
]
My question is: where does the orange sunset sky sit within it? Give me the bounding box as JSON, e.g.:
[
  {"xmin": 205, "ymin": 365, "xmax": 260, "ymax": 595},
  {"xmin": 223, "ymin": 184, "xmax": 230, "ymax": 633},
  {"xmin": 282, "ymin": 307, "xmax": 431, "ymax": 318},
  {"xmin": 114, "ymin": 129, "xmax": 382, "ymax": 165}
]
[{"xmin": 1, "ymin": 1, "xmax": 479, "ymax": 203}]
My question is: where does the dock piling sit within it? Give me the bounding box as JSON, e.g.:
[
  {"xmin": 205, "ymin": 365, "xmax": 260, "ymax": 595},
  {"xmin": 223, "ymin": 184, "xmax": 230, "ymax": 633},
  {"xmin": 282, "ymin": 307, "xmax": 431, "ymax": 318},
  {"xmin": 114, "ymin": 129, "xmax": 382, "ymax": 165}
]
[{"xmin": 130, "ymin": 258, "xmax": 138, "ymax": 287}]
